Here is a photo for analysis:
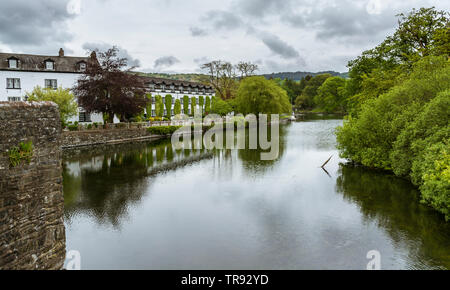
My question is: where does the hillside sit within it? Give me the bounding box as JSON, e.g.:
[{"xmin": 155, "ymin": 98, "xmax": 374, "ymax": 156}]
[
  {"xmin": 262, "ymin": 71, "xmax": 349, "ymax": 81},
  {"xmin": 136, "ymin": 72, "xmax": 210, "ymax": 84},
  {"xmin": 136, "ymin": 71, "xmax": 350, "ymax": 83}
]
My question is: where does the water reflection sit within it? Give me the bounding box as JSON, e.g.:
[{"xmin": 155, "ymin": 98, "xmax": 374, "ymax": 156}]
[
  {"xmin": 336, "ymin": 165, "xmax": 450, "ymax": 269},
  {"xmin": 63, "ymin": 119, "xmax": 450, "ymax": 269},
  {"xmin": 63, "ymin": 140, "xmax": 211, "ymax": 228}
]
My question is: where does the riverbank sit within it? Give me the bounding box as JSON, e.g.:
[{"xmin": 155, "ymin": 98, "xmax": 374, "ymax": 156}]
[{"xmin": 62, "ymin": 119, "xmax": 292, "ymax": 149}]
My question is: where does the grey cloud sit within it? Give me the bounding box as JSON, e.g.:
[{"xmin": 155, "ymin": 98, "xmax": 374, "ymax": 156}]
[
  {"xmin": 263, "ymin": 58, "xmax": 306, "ymax": 74},
  {"xmin": 190, "ymin": 27, "xmax": 208, "ymax": 37},
  {"xmin": 82, "ymin": 42, "xmax": 141, "ymax": 67},
  {"xmin": 260, "ymin": 33, "xmax": 300, "ymax": 59},
  {"xmin": 154, "ymin": 56, "xmax": 180, "ymax": 69},
  {"xmin": 202, "ymin": 10, "xmax": 244, "ymax": 31},
  {"xmin": 194, "ymin": 57, "xmax": 210, "ymax": 65},
  {"xmin": 0, "ymin": 0, "xmax": 74, "ymax": 46},
  {"xmin": 234, "ymin": 0, "xmax": 295, "ymax": 18}
]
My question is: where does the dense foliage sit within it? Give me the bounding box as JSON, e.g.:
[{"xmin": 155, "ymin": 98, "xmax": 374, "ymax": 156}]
[
  {"xmin": 336, "ymin": 7, "xmax": 450, "ymax": 220},
  {"xmin": 205, "ymin": 96, "xmax": 211, "ymax": 114},
  {"xmin": 183, "ymin": 95, "xmax": 189, "ymax": 115},
  {"xmin": 147, "ymin": 126, "xmax": 182, "ymax": 135},
  {"xmin": 236, "ymin": 76, "xmax": 292, "ymax": 116},
  {"xmin": 155, "ymin": 95, "xmax": 164, "ymax": 118},
  {"xmin": 27, "ymin": 86, "xmax": 78, "ymax": 125},
  {"xmin": 165, "ymin": 94, "xmax": 173, "ymax": 118},
  {"xmin": 73, "ymin": 47, "xmax": 147, "ymax": 123},
  {"xmin": 210, "ymin": 96, "xmax": 233, "ymax": 116},
  {"xmin": 174, "ymin": 99, "xmax": 181, "ymax": 115}
]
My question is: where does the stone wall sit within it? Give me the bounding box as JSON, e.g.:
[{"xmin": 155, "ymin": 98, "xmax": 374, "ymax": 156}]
[
  {"xmin": 61, "ymin": 128, "xmax": 165, "ymax": 149},
  {"xmin": 0, "ymin": 101, "xmax": 65, "ymax": 270}
]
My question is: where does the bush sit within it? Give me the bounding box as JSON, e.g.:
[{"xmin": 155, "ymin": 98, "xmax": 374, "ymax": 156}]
[
  {"xmin": 183, "ymin": 95, "xmax": 189, "ymax": 115},
  {"xmin": 68, "ymin": 124, "xmax": 78, "ymax": 131},
  {"xmin": 147, "ymin": 126, "xmax": 182, "ymax": 135},
  {"xmin": 412, "ymin": 142, "xmax": 450, "ymax": 220},
  {"xmin": 336, "ymin": 56, "xmax": 450, "ymax": 218}
]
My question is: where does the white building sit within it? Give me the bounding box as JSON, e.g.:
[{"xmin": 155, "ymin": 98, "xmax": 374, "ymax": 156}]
[
  {"xmin": 142, "ymin": 77, "xmax": 215, "ymax": 117},
  {"xmin": 0, "ymin": 48, "xmax": 215, "ymax": 123},
  {"xmin": 0, "ymin": 48, "xmax": 103, "ymax": 123}
]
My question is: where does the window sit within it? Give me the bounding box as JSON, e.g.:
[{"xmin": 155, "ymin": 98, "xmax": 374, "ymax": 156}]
[
  {"xmin": 45, "ymin": 79, "xmax": 57, "ymax": 89},
  {"xmin": 152, "ymin": 110, "xmax": 155, "ymax": 117},
  {"xmin": 152, "ymin": 97, "xmax": 155, "ymax": 104},
  {"xmin": 7, "ymin": 97, "xmax": 21, "ymax": 102},
  {"xmin": 45, "ymin": 61, "xmax": 54, "ymax": 70},
  {"xmin": 8, "ymin": 59, "xmax": 18, "ymax": 69},
  {"xmin": 78, "ymin": 112, "xmax": 91, "ymax": 123},
  {"xmin": 79, "ymin": 62, "xmax": 86, "ymax": 72},
  {"xmin": 6, "ymin": 78, "xmax": 20, "ymax": 89}
]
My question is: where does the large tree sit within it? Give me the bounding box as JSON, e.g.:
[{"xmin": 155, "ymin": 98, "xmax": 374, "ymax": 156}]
[
  {"xmin": 73, "ymin": 47, "xmax": 147, "ymax": 123},
  {"xmin": 235, "ymin": 76, "xmax": 292, "ymax": 116},
  {"xmin": 236, "ymin": 61, "xmax": 259, "ymax": 79},
  {"xmin": 201, "ymin": 60, "xmax": 239, "ymax": 100}
]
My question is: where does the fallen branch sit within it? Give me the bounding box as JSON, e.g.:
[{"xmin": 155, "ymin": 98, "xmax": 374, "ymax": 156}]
[{"xmin": 321, "ymin": 155, "xmax": 333, "ymax": 169}]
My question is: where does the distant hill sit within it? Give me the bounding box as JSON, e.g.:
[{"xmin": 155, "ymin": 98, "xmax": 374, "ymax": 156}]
[
  {"xmin": 261, "ymin": 71, "xmax": 349, "ymax": 81},
  {"xmin": 136, "ymin": 72, "xmax": 210, "ymax": 84},
  {"xmin": 136, "ymin": 71, "xmax": 350, "ymax": 83}
]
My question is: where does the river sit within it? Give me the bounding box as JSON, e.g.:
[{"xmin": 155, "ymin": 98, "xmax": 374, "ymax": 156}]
[{"xmin": 62, "ymin": 116, "xmax": 450, "ymax": 270}]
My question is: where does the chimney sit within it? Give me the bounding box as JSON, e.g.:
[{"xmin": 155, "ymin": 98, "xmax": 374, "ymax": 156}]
[{"xmin": 59, "ymin": 48, "xmax": 64, "ymax": 57}]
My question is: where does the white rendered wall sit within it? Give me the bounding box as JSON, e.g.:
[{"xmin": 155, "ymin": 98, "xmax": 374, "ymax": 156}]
[{"xmin": 0, "ymin": 70, "xmax": 104, "ymax": 123}]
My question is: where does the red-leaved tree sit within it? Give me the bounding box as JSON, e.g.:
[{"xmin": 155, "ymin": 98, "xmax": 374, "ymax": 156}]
[{"xmin": 73, "ymin": 47, "xmax": 147, "ymax": 123}]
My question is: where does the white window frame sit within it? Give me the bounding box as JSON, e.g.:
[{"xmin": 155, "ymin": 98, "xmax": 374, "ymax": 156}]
[
  {"xmin": 8, "ymin": 59, "xmax": 18, "ymax": 69},
  {"xmin": 45, "ymin": 61, "xmax": 55, "ymax": 70},
  {"xmin": 8, "ymin": 96, "xmax": 21, "ymax": 102},
  {"xmin": 6, "ymin": 78, "xmax": 21, "ymax": 89},
  {"xmin": 45, "ymin": 79, "xmax": 58, "ymax": 89},
  {"xmin": 79, "ymin": 62, "xmax": 86, "ymax": 72}
]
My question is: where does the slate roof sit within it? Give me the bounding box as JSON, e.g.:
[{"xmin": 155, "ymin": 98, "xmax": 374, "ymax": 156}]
[
  {"xmin": 0, "ymin": 52, "xmax": 89, "ymax": 73},
  {"xmin": 140, "ymin": 76, "xmax": 213, "ymax": 90}
]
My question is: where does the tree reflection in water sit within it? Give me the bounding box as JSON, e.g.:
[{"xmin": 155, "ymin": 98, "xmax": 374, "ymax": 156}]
[{"xmin": 336, "ymin": 165, "xmax": 450, "ymax": 269}]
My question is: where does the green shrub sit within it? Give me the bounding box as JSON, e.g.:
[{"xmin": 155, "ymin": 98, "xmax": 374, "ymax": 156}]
[
  {"xmin": 174, "ymin": 99, "xmax": 182, "ymax": 115},
  {"xmin": 8, "ymin": 141, "xmax": 33, "ymax": 167},
  {"xmin": 183, "ymin": 95, "xmax": 189, "ymax": 115},
  {"xmin": 191, "ymin": 97, "xmax": 196, "ymax": 116},
  {"xmin": 165, "ymin": 94, "xmax": 173, "ymax": 118},
  {"xmin": 68, "ymin": 124, "xmax": 78, "ymax": 131},
  {"xmin": 147, "ymin": 126, "xmax": 182, "ymax": 135},
  {"xmin": 412, "ymin": 142, "xmax": 450, "ymax": 220}
]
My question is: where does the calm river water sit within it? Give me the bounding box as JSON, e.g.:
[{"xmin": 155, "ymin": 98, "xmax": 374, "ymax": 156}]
[{"xmin": 63, "ymin": 117, "xmax": 450, "ymax": 270}]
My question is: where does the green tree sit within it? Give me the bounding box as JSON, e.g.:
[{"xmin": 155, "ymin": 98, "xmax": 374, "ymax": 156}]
[
  {"xmin": 235, "ymin": 76, "xmax": 292, "ymax": 116},
  {"xmin": 210, "ymin": 96, "xmax": 233, "ymax": 116},
  {"xmin": 155, "ymin": 95, "xmax": 164, "ymax": 118},
  {"xmin": 27, "ymin": 86, "xmax": 78, "ymax": 125},
  {"xmin": 183, "ymin": 95, "xmax": 189, "ymax": 115},
  {"xmin": 294, "ymin": 74, "xmax": 331, "ymax": 110},
  {"xmin": 205, "ymin": 96, "xmax": 211, "ymax": 114},
  {"xmin": 190, "ymin": 97, "xmax": 196, "ymax": 116},
  {"xmin": 174, "ymin": 99, "xmax": 181, "ymax": 115},
  {"xmin": 145, "ymin": 93, "xmax": 152, "ymax": 119},
  {"xmin": 198, "ymin": 96, "xmax": 204, "ymax": 115},
  {"xmin": 165, "ymin": 94, "xmax": 173, "ymax": 118},
  {"xmin": 315, "ymin": 77, "xmax": 347, "ymax": 113}
]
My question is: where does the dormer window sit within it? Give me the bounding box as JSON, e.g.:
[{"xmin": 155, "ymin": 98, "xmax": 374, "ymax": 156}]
[
  {"xmin": 8, "ymin": 58, "xmax": 18, "ymax": 69},
  {"xmin": 79, "ymin": 62, "xmax": 86, "ymax": 72},
  {"xmin": 45, "ymin": 60, "xmax": 55, "ymax": 70}
]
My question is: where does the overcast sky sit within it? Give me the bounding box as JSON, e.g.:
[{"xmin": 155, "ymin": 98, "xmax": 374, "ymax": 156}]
[{"xmin": 0, "ymin": 0, "xmax": 448, "ymax": 74}]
